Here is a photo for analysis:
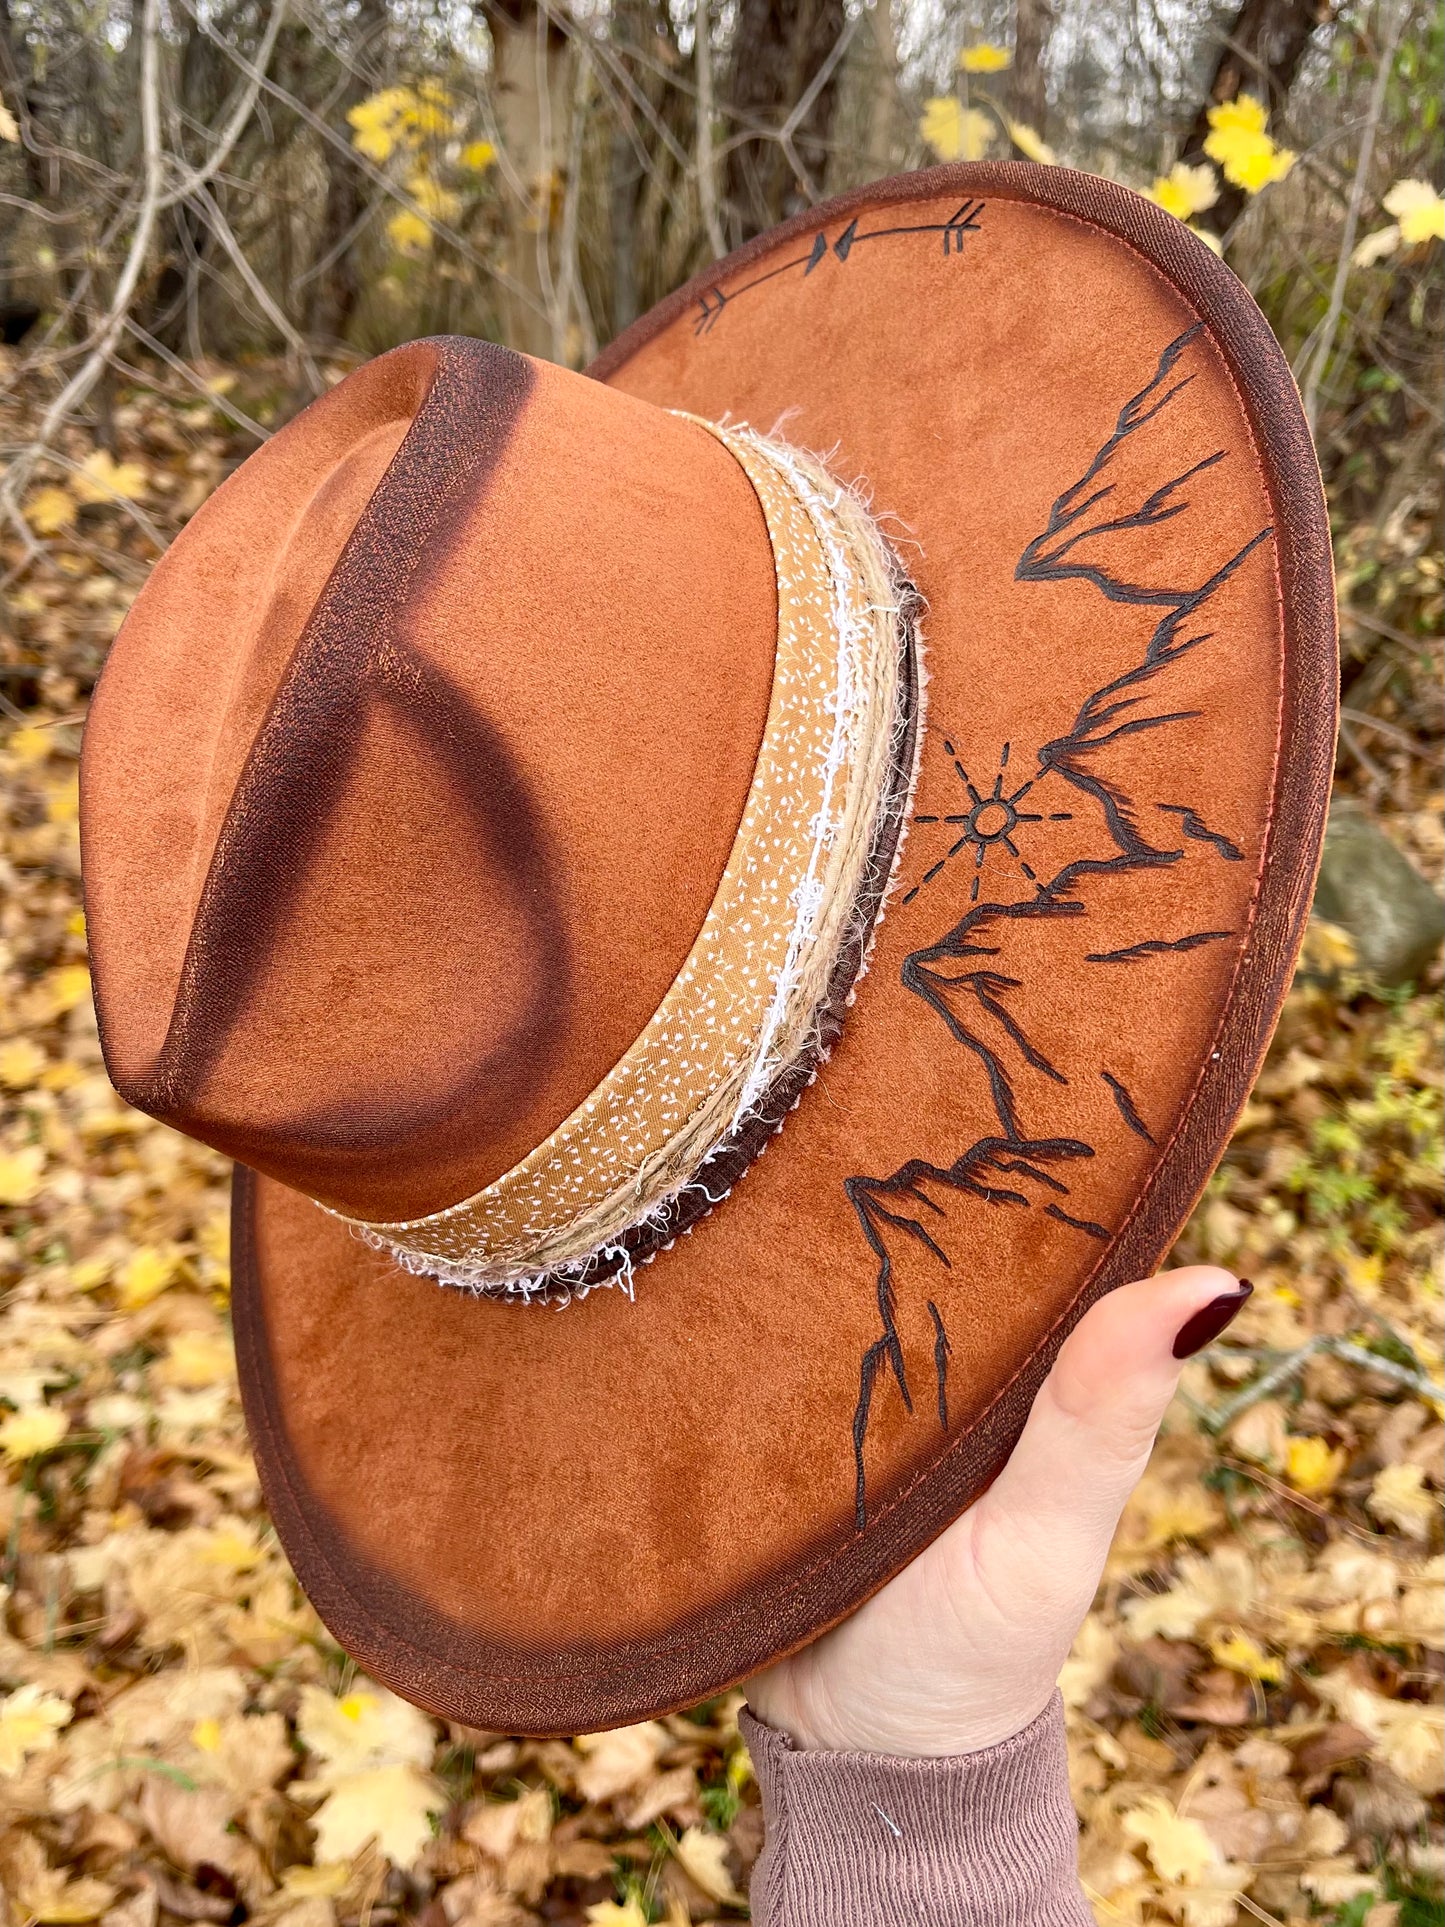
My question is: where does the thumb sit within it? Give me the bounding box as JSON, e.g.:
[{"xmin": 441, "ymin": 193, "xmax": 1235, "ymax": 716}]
[{"xmin": 973, "ymin": 1266, "xmax": 1250, "ymax": 1578}]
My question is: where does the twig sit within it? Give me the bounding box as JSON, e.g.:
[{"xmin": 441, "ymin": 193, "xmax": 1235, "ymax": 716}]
[
  {"xmin": 183, "ymin": 0, "xmax": 546, "ymax": 318},
  {"xmin": 121, "ymin": 324, "xmax": 273, "ymax": 443},
  {"xmin": 191, "ymin": 183, "xmax": 321, "ymax": 392},
  {"xmin": 1202, "ymin": 1337, "xmax": 1327, "ymax": 1435},
  {"xmin": 158, "ymin": 0, "xmax": 288, "ymax": 211},
  {"xmin": 552, "ymin": 49, "xmax": 597, "ymax": 365},
  {"xmin": 0, "ymin": 0, "xmax": 163, "ymax": 524},
  {"xmin": 1199, "ymin": 1334, "xmax": 1445, "ymax": 1436},
  {"xmin": 695, "ymin": 0, "xmax": 726, "ymax": 259},
  {"xmin": 1325, "ymin": 1338, "xmax": 1445, "ymax": 1402},
  {"xmin": 1340, "ymin": 705, "xmax": 1425, "ymax": 750},
  {"xmin": 1298, "ymin": 0, "xmax": 1407, "ymax": 436},
  {"xmin": 1337, "ymin": 715, "xmax": 1389, "ymax": 788}
]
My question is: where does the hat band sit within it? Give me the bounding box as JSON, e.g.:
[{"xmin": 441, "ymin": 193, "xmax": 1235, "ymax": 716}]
[{"xmin": 334, "ymin": 420, "xmax": 922, "ymax": 1299}]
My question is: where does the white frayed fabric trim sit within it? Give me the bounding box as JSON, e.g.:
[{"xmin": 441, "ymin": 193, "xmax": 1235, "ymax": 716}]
[{"xmin": 353, "ymin": 428, "xmax": 926, "ymax": 1301}]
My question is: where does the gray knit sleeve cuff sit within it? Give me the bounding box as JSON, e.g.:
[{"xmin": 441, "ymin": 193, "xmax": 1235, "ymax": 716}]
[{"xmin": 739, "ymin": 1692, "xmax": 1094, "ymax": 1926}]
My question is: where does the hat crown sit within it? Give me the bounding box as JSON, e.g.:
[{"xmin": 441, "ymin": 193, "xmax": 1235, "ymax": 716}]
[{"xmin": 81, "ymin": 337, "xmax": 781, "ymax": 1220}]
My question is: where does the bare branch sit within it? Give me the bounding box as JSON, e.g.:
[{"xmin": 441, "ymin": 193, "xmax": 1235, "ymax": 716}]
[
  {"xmin": 159, "ymin": 0, "xmax": 290, "ymax": 211},
  {"xmin": 0, "ymin": 0, "xmax": 164, "ymax": 523}
]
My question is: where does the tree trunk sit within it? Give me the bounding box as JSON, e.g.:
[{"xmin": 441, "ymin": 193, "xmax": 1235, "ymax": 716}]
[
  {"xmin": 864, "ymin": 0, "xmax": 902, "ymax": 174},
  {"xmin": 1011, "ymin": 0, "xmax": 1053, "ymax": 139},
  {"xmin": 1178, "ymin": 0, "xmax": 1336, "ymax": 236},
  {"xmin": 724, "ymin": 0, "xmax": 846, "ymax": 243},
  {"xmin": 485, "ymin": 0, "xmax": 575, "ymax": 360}
]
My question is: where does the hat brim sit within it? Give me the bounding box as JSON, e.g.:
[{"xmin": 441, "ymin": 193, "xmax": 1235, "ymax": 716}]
[{"xmin": 234, "ymin": 162, "xmax": 1335, "ymax": 1734}]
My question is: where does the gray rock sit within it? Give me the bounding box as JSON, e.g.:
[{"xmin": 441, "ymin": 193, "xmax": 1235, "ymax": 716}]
[{"xmin": 1312, "ymin": 795, "xmax": 1445, "ymax": 987}]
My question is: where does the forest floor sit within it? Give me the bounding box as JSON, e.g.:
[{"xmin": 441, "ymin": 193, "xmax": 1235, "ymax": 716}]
[{"xmin": 0, "ymin": 363, "xmax": 1440, "ymax": 1927}]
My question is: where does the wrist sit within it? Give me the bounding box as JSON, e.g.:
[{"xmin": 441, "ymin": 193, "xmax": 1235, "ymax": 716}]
[{"xmin": 752, "ymin": 1669, "xmax": 1059, "ymax": 1758}]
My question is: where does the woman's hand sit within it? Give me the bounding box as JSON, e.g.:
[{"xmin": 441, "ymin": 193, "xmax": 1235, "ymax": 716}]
[{"xmin": 746, "ymin": 1266, "xmax": 1250, "ymax": 1757}]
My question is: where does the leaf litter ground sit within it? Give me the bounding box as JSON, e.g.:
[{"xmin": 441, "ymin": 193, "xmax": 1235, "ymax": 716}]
[{"xmin": 0, "ymin": 364, "xmax": 1439, "ymax": 1927}]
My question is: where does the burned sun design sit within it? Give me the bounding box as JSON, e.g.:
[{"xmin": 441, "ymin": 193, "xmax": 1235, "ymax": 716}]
[
  {"xmin": 844, "ymin": 323, "xmax": 1269, "ymax": 1531},
  {"xmin": 904, "ymin": 740, "xmax": 1066, "ymax": 906}
]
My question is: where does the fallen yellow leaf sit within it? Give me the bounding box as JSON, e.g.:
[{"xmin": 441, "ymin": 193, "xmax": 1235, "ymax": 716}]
[
  {"xmin": 0, "ymin": 1683, "xmax": 73, "ymax": 1775},
  {"xmin": 116, "ymin": 1244, "xmax": 181, "ymax": 1310},
  {"xmin": 0, "ymin": 1037, "xmax": 48, "ymax": 1090},
  {"xmin": 1383, "ymin": 177, "xmax": 1445, "ymax": 246},
  {"xmin": 1209, "ymin": 1628, "xmax": 1285, "ymax": 1684},
  {"xmin": 1285, "ymin": 1434, "xmax": 1349, "ymax": 1495},
  {"xmin": 308, "ymin": 1761, "xmax": 444, "ymax": 1868},
  {"xmin": 26, "ymin": 486, "xmax": 77, "ymax": 536},
  {"xmin": 0, "ymin": 1144, "xmax": 46, "ymax": 1207},
  {"xmin": 1368, "ymin": 1462, "xmax": 1438, "ymax": 1540},
  {"xmin": 71, "ymin": 449, "xmax": 148, "ymax": 505},
  {"xmin": 0, "ymin": 1403, "xmax": 68, "ymax": 1461}
]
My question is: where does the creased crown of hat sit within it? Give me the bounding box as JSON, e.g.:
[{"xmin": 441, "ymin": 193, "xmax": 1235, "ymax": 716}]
[
  {"xmin": 80, "ymin": 164, "xmax": 1336, "ymax": 1737},
  {"xmin": 83, "ymin": 340, "xmax": 924, "ymax": 1302}
]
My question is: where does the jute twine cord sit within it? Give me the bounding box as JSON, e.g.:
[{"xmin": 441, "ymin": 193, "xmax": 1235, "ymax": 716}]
[{"xmin": 341, "ymin": 421, "xmax": 912, "ymax": 1296}]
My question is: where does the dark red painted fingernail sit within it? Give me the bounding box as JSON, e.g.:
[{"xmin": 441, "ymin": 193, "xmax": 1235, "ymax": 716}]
[{"xmin": 1172, "ymin": 1280, "xmax": 1253, "ymax": 1359}]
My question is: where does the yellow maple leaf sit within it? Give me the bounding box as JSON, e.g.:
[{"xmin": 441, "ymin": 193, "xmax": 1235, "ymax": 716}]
[
  {"xmin": 1209, "ymin": 1628, "xmax": 1285, "ymax": 1683},
  {"xmin": 1060, "ymin": 1613, "xmax": 1118, "ymax": 1708},
  {"xmin": 1146, "ymin": 161, "xmax": 1219, "ymax": 220},
  {"xmin": 71, "ymin": 449, "xmax": 148, "ymax": 505},
  {"xmin": 280, "ymin": 1866, "xmax": 350, "ymax": 1899},
  {"xmin": 26, "ymin": 486, "xmax": 77, "ymax": 536},
  {"xmin": 1382, "ymin": 177, "xmax": 1445, "ymax": 246},
  {"xmin": 673, "ymin": 1824, "xmax": 742, "ymax": 1904},
  {"xmin": 156, "ymin": 1329, "xmax": 235, "ymax": 1389},
  {"xmin": 0, "ymin": 1038, "xmax": 48, "ymax": 1090},
  {"xmin": 1009, "ymin": 120, "xmax": 1055, "ymax": 164},
  {"xmin": 43, "ymin": 963, "xmax": 92, "ymax": 1017},
  {"xmin": 1367, "ymin": 1462, "xmax": 1438, "ymax": 1540},
  {"xmin": 0, "ymin": 1684, "xmax": 73, "ymax": 1775},
  {"xmin": 347, "ymin": 86, "xmax": 413, "ymax": 163},
  {"xmin": 1285, "ymin": 1433, "xmax": 1348, "ymax": 1495},
  {"xmin": 200, "ymin": 1520, "xmax": 267, "ymax": 1572},
  {"xmin": 0, "ymin": 1144, "xmax": 46, "ymax": 1207},
  {"xmin": 309, "ymin": 1761, "xmax": 444, "ymax": 1867},
  {"xmin": 460, "ymin": 139, "xmax": 496, "ymax": 171},
  {"xmin": 1353, "ymin": 223, "xmax": 1402, "ymax": 267},
  {"xmin": 47, "ymin": 774, "xmax": 79, "ymax": 826},
  {"xmin": 959, "ymin": 41, "xmax": 1010, "ymax": 72},
  {"xmin": 1122, "ymin": 1794, "xmax": 1216, "ymax": 1884},
  {"xmin": 1207, "ymin": 93, "xmax": 1269, "ymax": 137},
  {"xmin": 1203, "ymin": 97, "xmax": 1294, "ymax": 194},
  {"xmin": 68, "ymin": 1255, "xmax": 113, "ymax": 1293},
  {"xmin": 14, "ymin": 1868, "xmax": 115, "ymax": 1924},
  {"xmin": 115, "ymin": 1244, "xmax": 180, "ymax": 1310},
  {"xmin": 0, "ymin": 1404, "xmax": 67, "ymax": 1462},
  {"xmin": 406, "ymin": 79, "xmax": 455, "ymax": 139},
  {"xmin": 573, "ymin": 1721, "xmax": 668, "ymax": 1802},
  {"xmin": 7, "ymin": 724, "xmax": 54, "ymax": 765},
  {"xmin": 585, "ymin": 1904, "xmax": 647, "ymax": 1927},
  {"xmin": 386, "ymin": 208, "xmax": 433, "ymax": 255},
  {"xmin": 919, "ymin": 97, "xmax": 994, "ymax": 162},
  {"xmin": 405, "ymin": 172, "xmax": 460, "ymax": 223},
  {"xmin": 298, "ymin": 1681, "xmax": 434, "ymax": 1777},
  {"xmin": 191, "ymin": 1716, "xmax": 223, "ymax": 1753},
  {"xmin": 1230, "ymin": 139, "xmax": 1296, "ymax": 193}
]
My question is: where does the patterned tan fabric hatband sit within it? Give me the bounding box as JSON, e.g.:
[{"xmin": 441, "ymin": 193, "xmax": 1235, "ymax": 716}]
[{"xmin": 333, "ymin": 421, "xmax": 918, "ymax": 1298}]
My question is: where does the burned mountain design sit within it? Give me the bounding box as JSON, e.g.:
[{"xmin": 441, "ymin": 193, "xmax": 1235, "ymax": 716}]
[{"xmin": 848, "ymin": 324, "xmax": 1269, "ymax": 1527}]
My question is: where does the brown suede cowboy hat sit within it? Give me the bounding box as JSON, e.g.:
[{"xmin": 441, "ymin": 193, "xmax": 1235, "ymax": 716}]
[{"xmin": 80, "ymin": 163, "xmax": 1336, "ymax": 1736}]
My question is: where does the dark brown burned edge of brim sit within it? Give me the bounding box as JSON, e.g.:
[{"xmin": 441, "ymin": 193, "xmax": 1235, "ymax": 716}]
[
  {"xmin": 232, "ymin": 162, "xmax": 1337, "ymax": 1737},
  {"xmin": 510, "ymin": 585, "xmax": 923, "ymax": 1303}
]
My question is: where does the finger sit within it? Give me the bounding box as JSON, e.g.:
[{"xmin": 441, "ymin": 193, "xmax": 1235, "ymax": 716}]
[{"xmin": 973, "ymin": 1266, "xmax": 1249, "ymax": 1573}]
